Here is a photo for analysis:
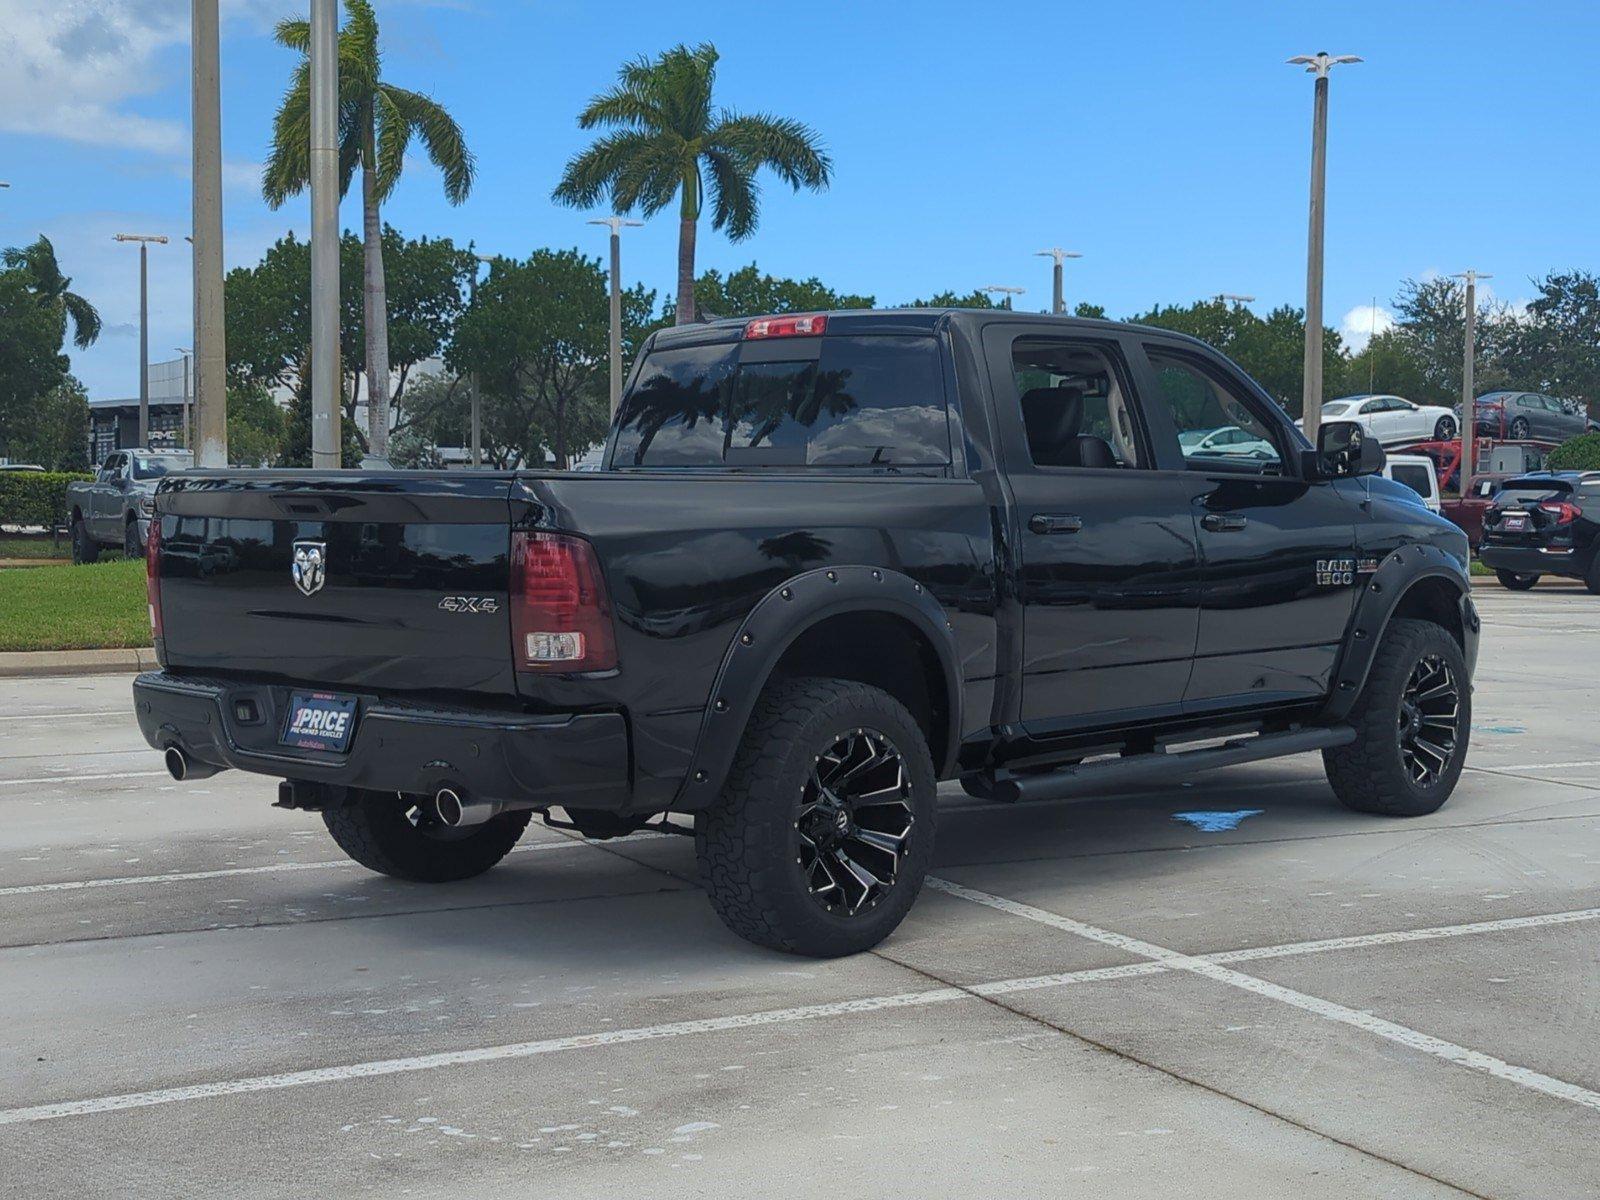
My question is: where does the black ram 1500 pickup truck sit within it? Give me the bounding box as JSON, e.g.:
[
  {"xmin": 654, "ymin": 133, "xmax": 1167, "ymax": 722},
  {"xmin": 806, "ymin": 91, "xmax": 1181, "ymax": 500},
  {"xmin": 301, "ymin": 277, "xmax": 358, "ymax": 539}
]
[{"xmin": 134, "ymin": 310, "xmax": 1479, "ymax": 956}]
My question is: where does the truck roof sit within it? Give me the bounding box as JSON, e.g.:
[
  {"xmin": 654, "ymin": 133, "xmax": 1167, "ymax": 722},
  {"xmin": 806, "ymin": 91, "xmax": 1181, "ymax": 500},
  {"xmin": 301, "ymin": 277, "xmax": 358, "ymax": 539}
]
[{"xmin": 650, "ymin": 307, "xmax": 1213, "ymax": 351}]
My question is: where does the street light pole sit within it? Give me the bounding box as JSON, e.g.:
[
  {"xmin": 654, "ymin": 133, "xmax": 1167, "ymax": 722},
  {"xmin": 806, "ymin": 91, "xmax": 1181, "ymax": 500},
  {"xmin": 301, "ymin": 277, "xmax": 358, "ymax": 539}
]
[
  {"xmin": 983, "ymin": 285, "xmax": 1026, "ymax": 311},
  {"xmin": 1454, "ymin": 269, "xmax": 1491, "ymax": 486},
  {"xmin": 176, "ymin": 348, "xmax": 193, "ymax": 449},
  {"xmin": 113, "ymin": 234, "xmax": 169, "ymax": 447},
  {"xmin": 589, "ymin": 217, "xmax": 643, "ymax": 417},
  {"xmin": 192, "ymin": 0, "xmax": 228, "ymax": 467},
  {"xmin": 309, "ymin": 0, "xmax": 341, "ymax": 469},
  {"xmin": 1034, "ymin": 248, "xmax": 1082, "ymax": 314},
  {"xmin": 1288, "ymin": 51, "xmax": 1361, "ymax": 444},
  {"xmin": 468, "ymin": 253, "xmax": 494, "ymax": 467}
]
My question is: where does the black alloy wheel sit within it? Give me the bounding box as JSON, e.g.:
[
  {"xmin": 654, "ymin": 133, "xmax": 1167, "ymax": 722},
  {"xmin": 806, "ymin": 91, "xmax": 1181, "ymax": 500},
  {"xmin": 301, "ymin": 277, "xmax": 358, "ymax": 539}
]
[
  {"xmin": 795, "ymin": 728, "xmax": 915, "ymax": 917},
  {"xmin": 1396, "ymin": 654, "xmax": 1462, "ymax": 789},
  {"xmin": 1433, "ymin": 415, "xmax": 1456, "ymax": 440}
]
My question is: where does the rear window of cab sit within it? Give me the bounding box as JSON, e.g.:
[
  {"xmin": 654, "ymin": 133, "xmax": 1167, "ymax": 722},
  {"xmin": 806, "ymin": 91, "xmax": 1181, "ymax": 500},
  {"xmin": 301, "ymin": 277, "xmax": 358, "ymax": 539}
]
[{"xmin": 610, "ymin": 334, "xmax": 951, "ymax": 469}]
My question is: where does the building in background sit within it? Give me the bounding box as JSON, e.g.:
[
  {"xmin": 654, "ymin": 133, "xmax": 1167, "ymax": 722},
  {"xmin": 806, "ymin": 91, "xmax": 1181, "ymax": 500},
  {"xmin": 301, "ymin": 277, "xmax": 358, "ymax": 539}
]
[{"xmin": 87, "ymin": 356, "xmax": 189, "ymax": 462}]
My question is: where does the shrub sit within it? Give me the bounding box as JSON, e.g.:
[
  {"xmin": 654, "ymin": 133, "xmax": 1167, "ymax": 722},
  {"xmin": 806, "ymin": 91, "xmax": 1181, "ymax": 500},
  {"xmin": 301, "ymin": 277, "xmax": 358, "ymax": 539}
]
[
  {"xmin": 0, "ymin": 470, "xmax": 92, "ymax": 529},
  {"xmin": 1547, "ymin": 433, "xmax": 1600, "ymax": 472}
]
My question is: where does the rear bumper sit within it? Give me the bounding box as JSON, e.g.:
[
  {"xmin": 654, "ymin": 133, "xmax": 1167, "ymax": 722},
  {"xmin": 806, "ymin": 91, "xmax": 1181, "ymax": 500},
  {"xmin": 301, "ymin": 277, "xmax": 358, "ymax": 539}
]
[
  {"xmin": 1479, "ymin": 545, "xmax": 1576, "ymax": 576},
  {"xmin": 132, "ymin": 671, "xmax": 633, "ymax": 811}
]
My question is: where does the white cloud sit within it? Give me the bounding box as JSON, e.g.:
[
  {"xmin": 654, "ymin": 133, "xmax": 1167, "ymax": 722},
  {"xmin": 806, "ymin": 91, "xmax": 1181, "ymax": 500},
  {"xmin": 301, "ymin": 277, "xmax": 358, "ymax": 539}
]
[{"xmin": 1339, "ymin": 304, "xmax": 1395, "ymax": 353}]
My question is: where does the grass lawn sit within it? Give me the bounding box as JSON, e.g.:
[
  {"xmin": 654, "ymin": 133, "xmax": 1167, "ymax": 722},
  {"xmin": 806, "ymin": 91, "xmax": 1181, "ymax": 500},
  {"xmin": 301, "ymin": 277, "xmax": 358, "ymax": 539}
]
[
  {"xmin": 0, "ymin": 534, "xmax": 71, "ymax": 560},
  {"xmin": 0, "ymin": 558, "xmax": 151, "ymax": 651}
]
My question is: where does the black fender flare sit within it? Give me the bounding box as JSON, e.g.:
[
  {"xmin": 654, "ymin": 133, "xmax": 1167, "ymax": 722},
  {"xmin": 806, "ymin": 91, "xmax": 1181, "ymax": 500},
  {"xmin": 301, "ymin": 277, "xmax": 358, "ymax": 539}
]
[
  {"xmin": 1322, "ymin": 544, "xmax": 1475, "ymax": 723},
  {"xmin": 671, "ymin": 565, "xmax": 963, "ymax": 810}
]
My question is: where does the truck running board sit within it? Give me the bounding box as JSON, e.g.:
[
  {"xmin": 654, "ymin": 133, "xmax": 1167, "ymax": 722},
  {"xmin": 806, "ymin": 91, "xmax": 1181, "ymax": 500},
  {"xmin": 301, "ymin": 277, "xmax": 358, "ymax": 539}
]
[{"xmin": 969, "ymin": 726, "xmax": 1357, "ymax": 804}]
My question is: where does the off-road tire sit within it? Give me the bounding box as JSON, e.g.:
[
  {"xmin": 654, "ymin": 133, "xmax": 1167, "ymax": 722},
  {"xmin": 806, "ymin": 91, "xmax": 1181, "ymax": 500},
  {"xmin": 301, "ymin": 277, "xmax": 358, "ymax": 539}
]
[
  {"xmin": 322, "ymin": 789, "xmax": 531, "ymax": 882},
  {"xmin": 1433, "ymin": 415, "xmax": 1456, "ymax": 440},
  {"xmin": 124, "ymin": 518, "xmax": 142, "ymax": 558},
  {"xmin": 696, "ymin": 677, "xmax": 936, "ymax": 957},
  {"xmin": 1324, "ymin": 618, "xmax": 1470, "ymax": 816},
  {"xmin": 1495, "ymin": 570, "xmax": 1539, "ymax": 591},
  {"xmin": 1585, "ymin": 554, "xmax": 1600, "ymax": 596},
  {"xmin": 71, "ymin": 518, "xmax": 98, "ymax": 565}
]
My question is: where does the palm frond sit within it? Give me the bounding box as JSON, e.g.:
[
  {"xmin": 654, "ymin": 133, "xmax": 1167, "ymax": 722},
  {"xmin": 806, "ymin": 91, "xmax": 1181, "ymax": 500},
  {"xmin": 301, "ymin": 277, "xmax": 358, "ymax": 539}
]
[
  {"xmin": 553, "ymin": 130, "xmax": 679, "ymax": 213},
  {"xmin": 274, "ymin": 16, "xmax": 309, "ymax": 51},
  {"xmin": 262, "ymin": 61, "xmax": 311, "ymax": 206},
  {"xmin": 703, "ymin": 149, "xmax": 758, "ymax": 240},
  {"xmin": 708, "ymin": 113, "xmax": 831, "ymax": 190},
  {"xmin": 611, "ymin": 138, "xmax": 691, "ymax": 218},
  {"xmin": 379, "ymin": 86, "xmax": 474, "ymax": 204},
  {"xmin": 62, "ymin": 292, "xmax": 102, "ymax": 350},
  {"xmin": 578, "ymin": 77, "xmax": 663, "ymax": 131}
]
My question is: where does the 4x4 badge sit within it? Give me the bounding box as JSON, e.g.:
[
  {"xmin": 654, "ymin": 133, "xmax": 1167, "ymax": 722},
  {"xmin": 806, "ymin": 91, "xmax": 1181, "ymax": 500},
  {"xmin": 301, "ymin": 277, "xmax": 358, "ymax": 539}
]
[{"xmin": 292, "ymin": 540, "xmax": 327, "ymax": 597}]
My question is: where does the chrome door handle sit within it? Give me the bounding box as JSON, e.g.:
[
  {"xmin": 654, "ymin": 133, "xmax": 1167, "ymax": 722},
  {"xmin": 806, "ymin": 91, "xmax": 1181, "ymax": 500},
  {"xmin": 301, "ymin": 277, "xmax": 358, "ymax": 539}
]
[
  {"xmin": 1029, "ymin": 513, "xmax": 1084, "ymax": 535},
  {"xmin": 1201, "ymin": 513, "xmax": 1248, "ymax": 532}
]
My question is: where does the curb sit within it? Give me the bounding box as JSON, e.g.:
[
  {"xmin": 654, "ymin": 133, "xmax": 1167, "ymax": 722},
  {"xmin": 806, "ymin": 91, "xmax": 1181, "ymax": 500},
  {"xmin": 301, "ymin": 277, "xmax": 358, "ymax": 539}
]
[{"xmin": 0, "ymin": 647, "xmax": 157, "ymax": 679}]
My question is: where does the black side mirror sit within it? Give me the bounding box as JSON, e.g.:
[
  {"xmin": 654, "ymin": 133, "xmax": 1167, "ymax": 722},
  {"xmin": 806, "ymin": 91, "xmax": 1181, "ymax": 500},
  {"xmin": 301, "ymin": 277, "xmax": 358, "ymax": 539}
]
[{"xmin": 1303, "ymin": 419, "xmax": 1385, "ymax": 480}]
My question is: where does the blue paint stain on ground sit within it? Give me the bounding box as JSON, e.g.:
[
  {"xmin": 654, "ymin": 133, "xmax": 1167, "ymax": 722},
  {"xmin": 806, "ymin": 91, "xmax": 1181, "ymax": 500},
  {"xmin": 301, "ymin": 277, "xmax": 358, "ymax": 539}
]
[
  {"xmin": 1172, "ymin": 809, "xmax": 1264, "ymax": 833},
  {"xmin": 1473, "ymin": 724, "xmax": 1526, "ymax": 735}
]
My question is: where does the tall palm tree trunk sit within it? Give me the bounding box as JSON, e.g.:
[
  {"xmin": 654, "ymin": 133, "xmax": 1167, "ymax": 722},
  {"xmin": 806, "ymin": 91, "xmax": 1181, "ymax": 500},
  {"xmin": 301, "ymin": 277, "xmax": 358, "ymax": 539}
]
[
  {"xmin": 361, "ymin": 131, "xmax": 392, "ymax": 460},
  {"xmin": 675, "ymin": 168, "xmax": 700, "ymax": 325}
]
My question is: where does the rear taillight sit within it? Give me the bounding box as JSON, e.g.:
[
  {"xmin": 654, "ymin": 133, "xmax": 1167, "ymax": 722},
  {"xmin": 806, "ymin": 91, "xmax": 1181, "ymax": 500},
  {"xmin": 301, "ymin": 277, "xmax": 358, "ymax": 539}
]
[
  {"xmin": 744, "ymin": 313, "xmax": 827, "ymax": 340},
  {"xmin": 146, "ymin": 517, "xmax": 163, "ymax": 638},
  {"xmin": 1540, "ymin": 500, "xmax": 1582, "ymax": 525},
  {"xmin": 509, "ymin": 531, "xmax": 617, "ymax": 672}
]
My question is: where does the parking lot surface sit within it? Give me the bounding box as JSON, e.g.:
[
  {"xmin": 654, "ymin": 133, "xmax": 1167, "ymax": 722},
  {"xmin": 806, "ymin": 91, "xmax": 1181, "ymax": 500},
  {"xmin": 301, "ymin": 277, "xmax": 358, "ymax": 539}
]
[{"xmin": 2, "ymin": 583, "xmax": 1597, "ymax": 1198}]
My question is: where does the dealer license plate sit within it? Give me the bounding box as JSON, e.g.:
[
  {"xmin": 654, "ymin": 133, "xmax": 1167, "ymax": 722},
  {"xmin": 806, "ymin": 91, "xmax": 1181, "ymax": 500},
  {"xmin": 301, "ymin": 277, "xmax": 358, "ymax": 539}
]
[{"xmin": 280, "ymin": 691, "xmax": 359, "ymax": 754}]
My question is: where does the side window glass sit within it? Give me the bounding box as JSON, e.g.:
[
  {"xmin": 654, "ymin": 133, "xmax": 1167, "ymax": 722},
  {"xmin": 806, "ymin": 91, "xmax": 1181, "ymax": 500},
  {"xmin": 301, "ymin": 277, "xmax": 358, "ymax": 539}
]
[
  {"xmin": 1144, "ymin": 350, "xmax": 1283, "ymax": 472},
  {"xmin": 611, "ymin": 343, "xmax": 735, "ymax": 467},
  {"xmin": 1009, "ymin": 338, "xmax": 1145, "ymax": 469}
]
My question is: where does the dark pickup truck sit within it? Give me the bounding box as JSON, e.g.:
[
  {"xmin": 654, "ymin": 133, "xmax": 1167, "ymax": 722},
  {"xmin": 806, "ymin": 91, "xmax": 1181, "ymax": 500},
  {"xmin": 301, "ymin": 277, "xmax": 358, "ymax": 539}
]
[{"xmin": 135, "ymin": 310, "xmax": 1479, "ymax": 956}]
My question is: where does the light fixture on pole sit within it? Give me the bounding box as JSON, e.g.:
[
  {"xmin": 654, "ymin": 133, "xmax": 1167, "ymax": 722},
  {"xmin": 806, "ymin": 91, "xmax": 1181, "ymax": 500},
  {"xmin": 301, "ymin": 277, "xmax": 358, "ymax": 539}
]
[
  {"xmin": 1453, "ymin": 269, "xmax": 1491, "ymax": 486},
  {"xmin": 983, "ymin": 285, "xmax": 1026, "ymax": 311},
  {"xmin": 1287, "ymin": 50, "xmax": 1361, "ymax": 443},
  {"xmin": 589, "ymin": 217, "xmax": 644, "ymax": 417},
  {"xmin": 113, "ymin": 234, "xmax": 170, "ymax": 447},
  {"xmin": 308, "ymin": 0, "xmax": 341, "ymax": 469},
  {"xmin": 1214, "ymin": 293, "xmax": 1255, "ymax": 306},
  {"xmin": 1034, "ymin": 248, "xmax": 1082, "ymax": 314},
  {"xmin": 467, "ymin": 253, "xmax": 495, "ymax": 467},
  {"xmin": 176, "ymin": 348, "xmax": 193, "ymax": 450},
  {"xmin": 192, "ymin": 0, "xmax": 228, "ymax": 467}
]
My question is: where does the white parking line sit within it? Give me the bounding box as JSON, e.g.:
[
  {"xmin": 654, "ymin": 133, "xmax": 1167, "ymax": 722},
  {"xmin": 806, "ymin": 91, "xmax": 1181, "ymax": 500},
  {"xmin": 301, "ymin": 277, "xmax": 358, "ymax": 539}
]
[
  {"xmin": 0, "ymin": 712, "xmax": 124, "ymax": 723},
  {"xmin": 928, "ymin": 877, "xmax": 1600, "ymax": 1114},
  {"xmin": 3, "ymin": 897, "xmax": 1597, "ymax": 1125},
  {"xmin": 0, "ymin": 770, "xmax": 167, "ymax": 788},
  {"xmin": 1477, "ymin": 759, "xmax": 1600, "ymax": 773},
  {"xmin": 0, "ymin": 833, "xmax": 677, "ymax": 897}
]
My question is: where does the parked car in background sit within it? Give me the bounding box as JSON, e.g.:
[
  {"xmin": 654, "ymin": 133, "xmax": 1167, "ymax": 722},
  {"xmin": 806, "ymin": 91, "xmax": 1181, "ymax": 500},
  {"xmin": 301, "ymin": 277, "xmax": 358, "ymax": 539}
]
[
  {"xmin": 66, "ymin": 449, "xmax": 193, "ymax": 561},
  {"xmin": 1442, "ymin": 472, "xmax": 1515, "ymax": 548},
  {"xmin": 1478, "ymin": 471, "xmax": 1600, "ymax": 592},
  {"xmin": 1383, "ymin": 454, "xmax": 1440, "ymax": 513},
  {"xmin": 1296, "ymin": 395, "xmax": 1457, "ymax": 446},
  {"xmin": 1467, "ymin": 392, "xmax": 1588, "ymax": 442},
  {"xmin": 1178, "ymin": 424, "xmax": 1278, "ymax": 460},
  {"xmin": 0, "ymin": 463, "xmax": 46, "ymax": 472}
]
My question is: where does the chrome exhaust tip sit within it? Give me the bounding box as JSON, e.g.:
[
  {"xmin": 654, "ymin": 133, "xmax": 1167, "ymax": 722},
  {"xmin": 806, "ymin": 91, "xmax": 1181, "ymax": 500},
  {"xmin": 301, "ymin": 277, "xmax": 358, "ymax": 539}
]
[
  {"xmin": 164, "ymin": 746, "xmax": 222, "ymax": 781},
  {"xmin": 431, "ymin": 786, "xmax": 500, "ymax": 828}
]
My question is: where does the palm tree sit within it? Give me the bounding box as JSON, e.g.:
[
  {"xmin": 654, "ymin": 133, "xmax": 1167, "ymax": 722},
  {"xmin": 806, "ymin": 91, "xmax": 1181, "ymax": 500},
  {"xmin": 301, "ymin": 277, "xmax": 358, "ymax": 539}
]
[
  {"xmin": 2, "ymin": 235, "xmax": 101, "ymax": 349},
  {"xmin": 263, "ymin": 0, "xmax": 473, "ymax": 459},
  {"xmin": 554, "ymin": 43, "xmax": 831, "ymax": 325}
]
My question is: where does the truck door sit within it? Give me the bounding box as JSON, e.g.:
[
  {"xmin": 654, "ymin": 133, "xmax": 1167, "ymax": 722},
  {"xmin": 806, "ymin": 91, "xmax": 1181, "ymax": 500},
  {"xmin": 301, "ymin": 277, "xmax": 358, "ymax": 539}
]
[
  {"xmin": 92, "ymin": 454, "xmax": 123, "ymax": 539},
  {"xmin": 1132, "ymin": 342, "xmax": 1361, "ymax": 712},
  {"xmin": 981, "ymin": 326, "xmax": 1201, "ymax": 731}
]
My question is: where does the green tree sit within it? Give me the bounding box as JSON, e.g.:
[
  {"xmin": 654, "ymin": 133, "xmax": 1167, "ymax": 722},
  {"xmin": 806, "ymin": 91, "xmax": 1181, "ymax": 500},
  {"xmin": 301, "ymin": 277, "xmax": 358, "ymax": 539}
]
[
  {"xmin": 1547, "ymin": 432, "xmax": 1600, "ymax": 471},
  {"xmin": 225, "ymin": 229, "xmax": 475, "ymax": 453},
  {"xmin": 1335, "ymin": 327, "xmax": 1434, "ymax": 403},
  {"xmin": 264, "ymin": 0, "xmax": 474, "ymax": 459},
  {"xmin": 0, "ymin": 236, "xmax": 99, "ymax": 460},
  {"xmin": 0, "ymin": 235, "xmax": 101, "ymax": 350},
  {"xmin": 1391, "ymin": 276, "xmax": 1512, "ymax": 408},
  {"xmin": 1502, "ymin": 271, "xmax": 1600, "ymax": 415},
  {"xmin": 907, "ymin": 289, "xmax": 1000, "ymax": 309},
  {"xmin": 226, "ymin": 382, "xmax": 289, "ymax": 467},
  {"xmin": 7, "ymin": 377, "xmax": 90, "ymax": 471},
  {"xmin": 449, "ymin": 248, "xmax": 656, "ymax": 467},
  {"xmin": 554, "ymin": 43, "xmax": 831, "ymax": 326},
  {"xmin": 664, "ymin": 262, "xmax": 873, "ymax": 322}
]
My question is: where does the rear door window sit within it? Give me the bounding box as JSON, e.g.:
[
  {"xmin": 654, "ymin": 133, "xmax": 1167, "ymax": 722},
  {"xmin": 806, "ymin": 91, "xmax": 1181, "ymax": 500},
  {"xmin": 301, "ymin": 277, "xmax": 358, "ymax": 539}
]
[{"xmin": 1497, "ymin": 478, "xmax": 1573, "ymax": 505}]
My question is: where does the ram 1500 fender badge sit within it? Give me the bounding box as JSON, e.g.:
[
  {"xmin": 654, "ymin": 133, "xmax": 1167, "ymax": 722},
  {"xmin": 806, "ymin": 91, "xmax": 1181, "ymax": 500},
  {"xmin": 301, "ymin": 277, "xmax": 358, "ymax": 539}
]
[
  {"xmin": 438, "ymin": 596, "xmax": 500, "ymax": 614},
  {"xmin": 291, "ymin": 540, "xmax": 326, "ymax": 596},
  {"xmin": 1315, "ymin": 557, "xmax": 1356, "ymax": 587}
]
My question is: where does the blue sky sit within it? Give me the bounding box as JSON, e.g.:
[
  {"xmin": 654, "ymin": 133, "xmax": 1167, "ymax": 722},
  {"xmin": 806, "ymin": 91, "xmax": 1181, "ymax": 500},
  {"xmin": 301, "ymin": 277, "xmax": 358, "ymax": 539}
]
[{"xmin": 3, "ymin": 0, "xmax": 1597, "ymax": 401}]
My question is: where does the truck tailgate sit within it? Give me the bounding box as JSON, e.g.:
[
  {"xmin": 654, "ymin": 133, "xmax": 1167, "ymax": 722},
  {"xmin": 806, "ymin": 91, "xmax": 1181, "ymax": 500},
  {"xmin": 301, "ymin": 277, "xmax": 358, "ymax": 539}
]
[{"xmin": 156, "ymin": 472, "xmax": 520, "ymax": 698}]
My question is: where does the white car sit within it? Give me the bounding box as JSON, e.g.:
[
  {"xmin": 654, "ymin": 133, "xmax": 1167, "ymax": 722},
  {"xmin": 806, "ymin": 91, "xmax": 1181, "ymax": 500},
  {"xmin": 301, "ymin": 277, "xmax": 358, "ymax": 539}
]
[
  {"xmin": 1178, "ymin": 425, "xmax": 1278, "ymax": 460},
  {"xmin": 1382, "ymin": 454, "xmax": 1441, "ymax": 514},
  {"xmin": 1296, "ymin": 394, "xmax": 1458, "ymax": 446}
]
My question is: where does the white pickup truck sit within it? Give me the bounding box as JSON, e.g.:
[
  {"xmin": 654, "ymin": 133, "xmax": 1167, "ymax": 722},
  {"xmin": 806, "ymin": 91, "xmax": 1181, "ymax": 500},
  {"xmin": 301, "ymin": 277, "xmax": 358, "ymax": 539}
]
[{"xmin": 66, "ymin": 449, "xmax": 192, "ymax": 562}]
